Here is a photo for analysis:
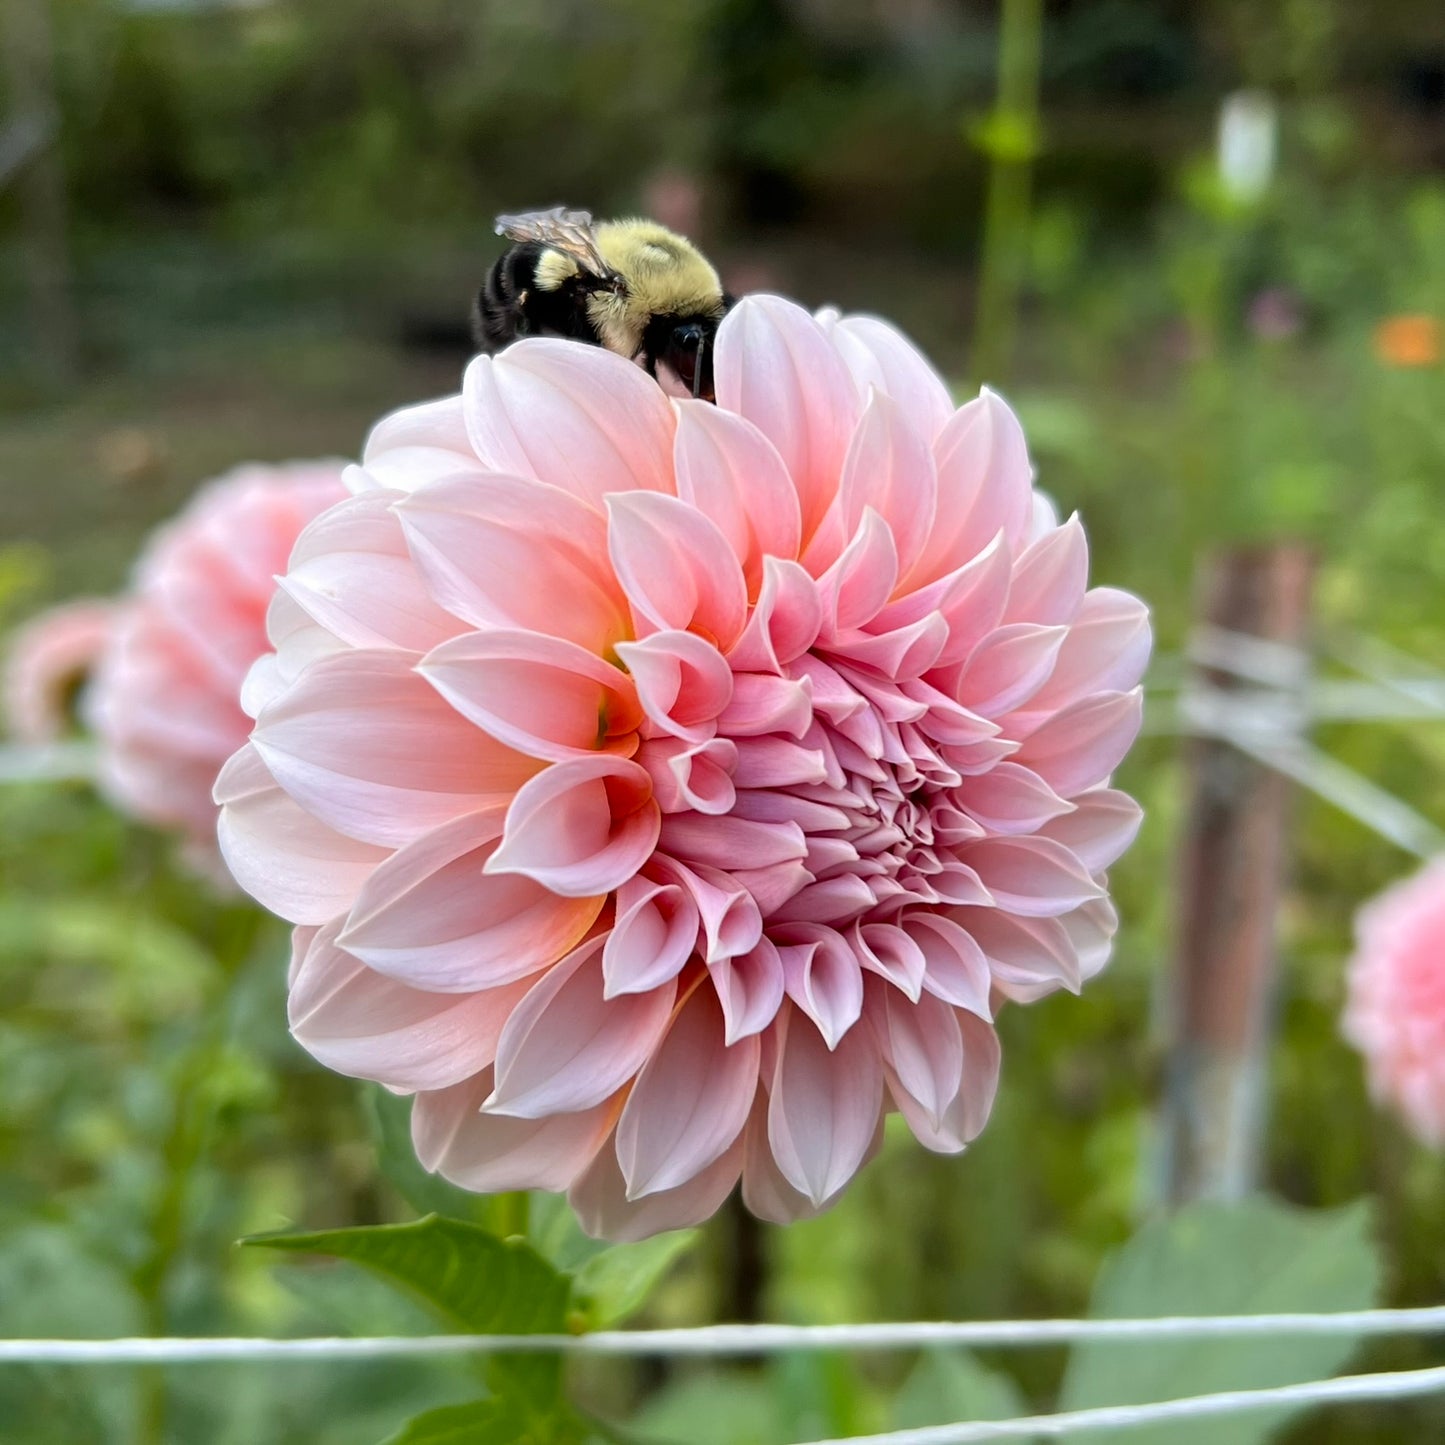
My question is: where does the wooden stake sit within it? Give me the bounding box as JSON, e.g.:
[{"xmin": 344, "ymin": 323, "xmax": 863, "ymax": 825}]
[{"xmin": 1159, "ymin": 543, "xmax": 1315, "ymax": 1205}]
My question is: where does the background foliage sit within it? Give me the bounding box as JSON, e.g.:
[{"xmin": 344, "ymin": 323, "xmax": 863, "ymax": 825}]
[{"xmin": 3, "ymin": 0, "xmax": 1445, "ymax": 1440}]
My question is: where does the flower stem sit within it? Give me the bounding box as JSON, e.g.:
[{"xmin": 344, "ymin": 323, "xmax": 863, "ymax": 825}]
[{"xmin": 971, "ymin": 0, "xmax": 1044, "ymax": 386}]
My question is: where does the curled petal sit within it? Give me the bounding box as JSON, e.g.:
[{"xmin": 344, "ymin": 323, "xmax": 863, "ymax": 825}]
[
  {"xmin": 414, "ymin": 1070, "xmax": 615, "ymax": 1193},
  {"xmin": 1005, "ymin": 513, "xmax": 1089, "ymax": 626},
  {"xmin": 954, "ymin": 906, "xmax": 1082, "ymax": 999},
  {"xmin": 819, "ymin": 310, "xmax": 955, "ymax": 440},
  {"xmin": 569, "ymin": 1127, "xmax": 745, "ymax": 1243},
  {"xmin": 776, "ymin": 924, "xmax": 866, "ymax": 1048},
  {"xmin": 337, "ymin": 808, "xmax": 602, "ymax": 992},
  {"xmin": 396, "ymin": 474, "xmax": 627, "ymax": 652},
  {"xmin": 767, "ymin": 1004, "xmax": 884, "ymax": 1206},
  {"xmin": 963, "ymin": 835, "xmax": 1104, "ymax": 917},
  {"xmin": 955, "ymin": 623, "xmax": 1068, "ymax": 718},
  {"xmin": 1014, "ymin": 688, "xmax": 1144, "ymax": 797},
  {"xmin": 616, "ymin": 630, "xmax": 733, "ymax": 741},
  {"xmin": 868, "ymin": 979, "xmax": 964, "ymax": 1131},
  {"xmin": 729, "ymin": 558, "xmax": 824, "ymax": 672},
  {"xmin": 487, "ymin": 936, "xmax": 676, "ymax": 1118},
  {"xmin": 420, "ymin": 628, "xmax": 641, "ymax": 761},
  {"xmin": 815, "ymin": 508, "xmax": 899, "ymax": 635},
  {"xmin": 616, "ymin": 982, "xmax": 759, "ymax": 1198},
  {"xmin": 607, "ymin": 491, "xmax": 748, "ymax": 649},
  {"xmin": 904, "ymin": 913, "xmax": 994, "ymax": 1016},
  {"xmin": 709, "ymin": 936, "xmax": 787, "ymax": 1043},
  {"xmin": 487, "ymin": 755, "xmax": 660, "ymax": 897},
  {"xmin": 1039, "ymin": 786, "xmax": 1143, "ymax": 872},
  {"xmin": 1021, "ymin": 586, "xmax": 1152, "ymax": 716},
  {"xmin": 290, "ymin": 921, "xmax": 530, "ymax": 1091},
  {"xmin": 958, "ymin": 761, "xmax": 1075, "ymax": 836},
  {"xmin": 603, "ymin": 872, "xmax": 699, "ymax": 997},
  {"xmin": 673, "ymin": 400, "xmax": 801, "ymax": 591},
  {"xmin": 890, "ymin": 1011, "xmax": 1000, "ymax": 1152}
]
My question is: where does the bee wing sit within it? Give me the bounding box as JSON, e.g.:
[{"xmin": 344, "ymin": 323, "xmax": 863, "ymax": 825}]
[{"xmin": 494, "ymin": 207, "xmax": 617, "ymax": 284}]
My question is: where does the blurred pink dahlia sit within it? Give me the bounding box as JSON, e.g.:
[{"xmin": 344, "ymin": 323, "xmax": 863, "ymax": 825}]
[
  {"xmin": 217, "ymin": 296, "xmax": 1150, "ymax": 1239},
  {"xmin": 4, "ymin": 599, "xmax": 116, "ymax": 744},
  {"xmin": 87, "ymin": 462, "xmax": 347, "ymax": 873},
  {"xmin": 1342, "ymin": 859, "xmax": 1445, "ymax": 1147}
]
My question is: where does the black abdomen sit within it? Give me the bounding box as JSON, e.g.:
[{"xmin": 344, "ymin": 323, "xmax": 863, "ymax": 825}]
[{"xmin": 472, "ymin": 244, "xmax": 595, "ymax": 353}]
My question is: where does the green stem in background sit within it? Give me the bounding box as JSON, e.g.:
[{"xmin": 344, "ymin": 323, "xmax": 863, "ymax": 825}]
[
  {"xmin": 969, "ymin": 0, "xmax": 1045, "ymax": 387},
  {"xmin": 493, "ymin": 1190, "xmax": 530, "ymax": 1240},
  {"xmin": 133, "ymin": 904, "xmax": 268, "ymax": 1445}
]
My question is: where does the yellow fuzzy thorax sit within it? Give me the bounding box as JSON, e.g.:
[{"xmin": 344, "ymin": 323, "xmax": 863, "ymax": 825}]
[{"xmin": 533, "ymin": 218, "xmax": 724, "ymax": 358}]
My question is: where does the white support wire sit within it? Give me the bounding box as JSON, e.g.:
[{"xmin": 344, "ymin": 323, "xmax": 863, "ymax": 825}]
[
  {"xmin": 4, "ymin": 1305, "xmax": 1445, "ymax": 1363},
  {"xmin": 801, "ymin": 1364, "xmax": 1445, "ymax": 1444}
]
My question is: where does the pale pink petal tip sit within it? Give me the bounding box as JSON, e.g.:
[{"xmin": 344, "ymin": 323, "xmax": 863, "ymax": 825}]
[
  {"xmin": 1342, "ymin": 856, "xmax": 1445, "ymax": 1148},
  {"xmin": 214, "ymin": 296, "xmax": 1151, "ymax": 1237}
]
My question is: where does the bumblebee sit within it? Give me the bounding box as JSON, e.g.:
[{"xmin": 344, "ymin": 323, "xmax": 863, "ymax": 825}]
[{"xmin": 473, "ymin": 207, "xmax": 732, "ymax": 400}]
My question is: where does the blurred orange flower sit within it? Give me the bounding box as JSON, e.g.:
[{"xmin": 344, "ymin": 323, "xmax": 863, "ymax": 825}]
[{"xmin": 1373, "ymin": 314, "xmax": 1440, "ymax": 368}]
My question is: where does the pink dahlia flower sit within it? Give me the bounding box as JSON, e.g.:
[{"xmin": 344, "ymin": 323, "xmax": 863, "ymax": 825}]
[
  {"xmin": 218, "ymin": 296, "xmax": 1150, "ymax": 1239},
  {"xmin": 86, "ymin": 462, "xmax": 347, "ymax": 873},
  {"xmin": 1342, "ymin": 859, "xmax": 1445, "ymax": 1147},
  {"xmin": 4, "ymin": 599, "xmax": 116, "ymax": 743}
]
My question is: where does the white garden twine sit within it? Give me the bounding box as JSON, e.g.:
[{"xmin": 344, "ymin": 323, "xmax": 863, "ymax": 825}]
[{"xmin": 4, "ymin": 1311, "xmax": 1445, "ymax": 1442}]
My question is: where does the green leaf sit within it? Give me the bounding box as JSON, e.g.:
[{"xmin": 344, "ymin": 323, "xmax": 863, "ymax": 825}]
[
  {"xmin": 379, "ymin": 1397, "xmax": 525, "ymax": 1445},
  {"xmin": 246, "ymin": 1216, "xmax": 572, "ymax": 1409},
  {"xmin": 1058, "ymin": 1196, "xmax": 1382, "ymax": 1445},
  {"xmin": 572, "ymin": 1231, "xmax": 699, "ymax": 1328},
  {"xmin": 891, "ymin": 1351, "xmax": 1032, "ymax": 1435},
  {"xmin": 366, "ymin": 1086, "xmax": 491, "ymax": 1224},
  {"xmin": 630, "ymin": 1374, "xmax": 786, "ymax": 1445}
]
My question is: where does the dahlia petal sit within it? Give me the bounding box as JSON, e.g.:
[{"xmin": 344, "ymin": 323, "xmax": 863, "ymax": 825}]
[
  {"xmin": 722, "ymin": 739, "xmax": 826, "ymax": 786},
  {"xmin": 277, "ymin": 491, "xmax": 457, "ymax": 654},
  {"xmin": 955, "ymin": 623, "xmax": 1068, "ymax": 717},
  {"xmin": 607, "ymin": 491, "xmax": 748, "ymax": 649},
  {"xmin": 728, "ymin": 558, "xmax": 823, "ymax": 672},
  {"xmin": 829, "ymin": 389, "xmax": 937, "ymax": 578},
  {"xmin": 656, "ymin": 856, "xmax": 764, "ymax": 962},
  {"xmin": 877, "ymin": 531, "xmax": 1010, "ymax": 659},
  {"xmin": 603, "ymin": 872, "xmax": 699, "ymax": 997},
  {"xmin": 830, "ymin": 613, "xmax": 949, "ymax": 681},
  {"xmin": 1004, "ymin": 514, "xmax": 1089, "ymax": 626},
  {"xmin": 730, "ymin": 860, "xmax": 814, "ymax": 916},
  {"xmin": 904, "ymin": 914, "xmax": 993, "ymax": 1017},
  {"xmin": 820, "ymin": 311, "xmax": 955, "ymax": 440},
  {"xmin": 337, "ymin": 808, "xmax": 602, "ymax": 992},
  {"xmin": 615, "ymin": 630, "xmax": 733, "ymax": 741},
  {"xmin": 1039, "ymin": 787, "xmax": 1143, "ymax": 872},
  {"xmin": 396, "ymin": 474, "xmax": 627, "ymax": 651},
  {"xmin": 214, "ymin": 744, "xmax": 387, "ymax": 925},
  {"xmin": 963, "ymin": 835, "xmax": 1104, "ymax": 917},
  {"xmin": 767, "ymin": 1005, "xmax": 884, "ymax": 1205},
  {"xmin": 659, "ymin": 811, "xmax": 807, "ymax": 871},
  {"xmin": 719, "ymin": 672, "xmax": 813, "ymax": 738},
  {"xmin": 715, "ymin": 295, "xmax": 861, "ymax": 542},
  {"xmin": 958, "ymin": 761, "xmax": 1075, "ymax": 836},
  {"xmin": 463, "ymin": 340, "xmax": 675, "ymax": 506},
  {"xmin": 420, "ymin": 628, "xmax": 641, "ymax": 761},
  {"xmin": 616, "ymin": 982, "xmax": 758, "ymax": 1198},
  {"xmin": 890, "ymin": 1011, "xmax": 1000, "ymax": 1151},
  {"xmin": 1060, "ymin": 896, "xmax": 1119, "ymax": 985},
  {"xmin": 854, "ymin": 921, "xmax": 927, "ymax": 1000},
  {"xmin": 869, "ymin": 980, "xmax": 964, "ymax": 1130},
  {"xmin": 363, "ymin": 394, "xmax": 474, "ymax": 479},
  {"xmin": 1022, "ymin": 587, "xmax": 1152, "ymax": 714},
  {"xmin": 1013, "ymin": 688, "xmax": 1144, "ymax": 797},
  {"xmin": 912, "ymin": 389, "xmax": 1033, "ymax": 584},
  {"xmin": 252, "ymin": 649, "xmax": 539, "ymax": 848},
  {"xmin": 815, "ymin": 508, "xmax": 899, "ymax": 634},
  {"xmin": 487, "ymin": 936, "xmax": 676, "ymax": 1118},
  {"xmin": 954, "ymin": 906, "xmax": 1082, "ymax": 998},
  {"xmin": 569, "ymin": 1127, "xmax": 745, "ymax": 1243},
  {"xmin": 413, "ymin": 1070, "xmax": 615, "ymax": 1193},
  {"xmin": 741, "ymin": 1091, "xmax": 840, "ymax": 1224},
  {"xmin": 710, "ymin": 936, "xmax": 787, "ymax": 1043},
  {"xmin": 776, "ymin": 925, "xmax": 866, "ymax": 1048},
  {"xmin": 486, "ymin": 755, "xmax": 660, "ymax": 897},
  {"xmin": 637, "ymin": 736, "xmax": 738, "ymax": 814},
  {"xmin": 290, "ymin": 920, "xmax": 530, "ymax": 1091},
  {"xmin": 672, "ymin": 400, "xmax": 801, "ymax": 590}
]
